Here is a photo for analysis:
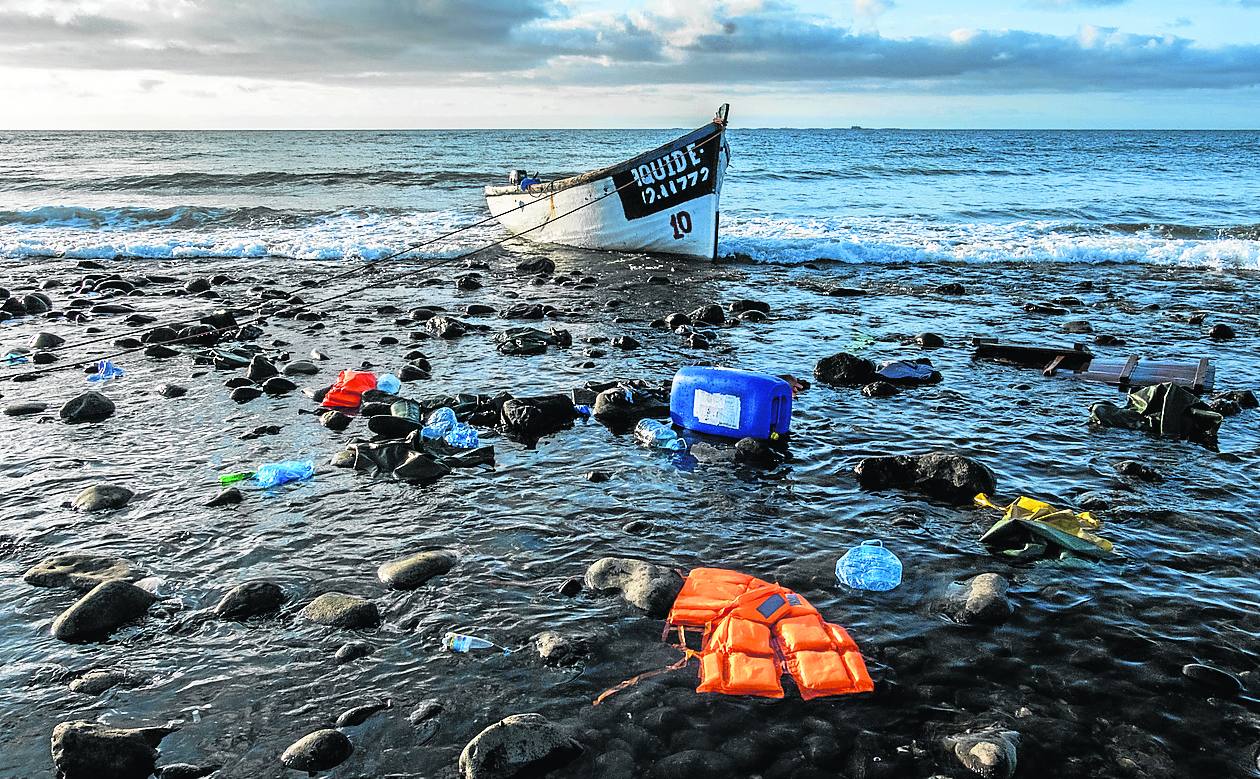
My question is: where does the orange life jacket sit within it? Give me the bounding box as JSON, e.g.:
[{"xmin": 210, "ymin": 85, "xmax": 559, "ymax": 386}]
[
  {"xmin": 667, "ymin": 567, "xmax": 873, "ymax": 700},
  {"xmin": 321, "ymin": 369, "xmax": 377, "ymax": 410}
]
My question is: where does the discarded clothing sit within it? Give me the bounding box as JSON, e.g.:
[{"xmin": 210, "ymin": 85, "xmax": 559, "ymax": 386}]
[
  {"xmin": 667, "ymin": 568, "xmax": 873, "ymax": 700},
  {"xmin": 976, "ymin": 493, "xmax": 1114, "ymax": 561},
  {"xmin": 1089, "ymin": 382, "xmax": 1222, "ymax": 448},
  {"xmin": 875, "ymin": 360, "xmax": 941, "ymax": 386}
]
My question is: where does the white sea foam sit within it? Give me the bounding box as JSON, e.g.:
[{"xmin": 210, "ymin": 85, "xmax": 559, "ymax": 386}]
[
  {"xmin": 2, "ymin": 208, "xmax": 1258, "ymax": 269},
  {"xmin": 718, "ymin": 215, "xmax": 1260, "ymax": 269}
]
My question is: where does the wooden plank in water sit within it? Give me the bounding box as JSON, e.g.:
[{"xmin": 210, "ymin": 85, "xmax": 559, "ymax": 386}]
[
  {"xmin": 1073, "ymin": 357, "xmax": 1215, "ymax": 392},
  {"xmin": 972, "ymin": 338, "xmax": 1094, "ymax": 371}
]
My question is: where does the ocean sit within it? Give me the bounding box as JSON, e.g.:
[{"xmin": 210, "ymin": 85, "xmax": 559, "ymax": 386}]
[
  {"xmin": 2, "ymin": 128, "xmax": 1259, "ymax": 267},
  {"xmin": 1, "ymin": 128, "xmax": 1258, "ymax": 778}
]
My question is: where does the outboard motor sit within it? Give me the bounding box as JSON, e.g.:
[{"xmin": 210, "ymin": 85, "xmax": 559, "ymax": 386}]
[{"xmin": 508, "ymin": 169, "xmax": 529, "ymax": 185}]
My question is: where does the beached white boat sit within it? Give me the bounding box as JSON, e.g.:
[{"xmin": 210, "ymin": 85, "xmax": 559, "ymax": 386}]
[{"xmin": 486, "ymin": 105, "xmax": 730, "ymax": 260}]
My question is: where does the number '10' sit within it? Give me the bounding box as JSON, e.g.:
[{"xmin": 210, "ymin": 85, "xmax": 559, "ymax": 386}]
[{"xmin": 670, "ymin": 210, "xmax": 692, "ymax": 240}]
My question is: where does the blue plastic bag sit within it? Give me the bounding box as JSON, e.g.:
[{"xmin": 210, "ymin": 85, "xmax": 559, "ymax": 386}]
[
  {"xmin": 421, "ymin": 407, "xmax": 457, "ymax": 439},
  {"xmin": 87, "ymin": 359, "xmax": 125, "ymax": 382},
  {"xmin": 836, "ymin": 540, "xmax": 902, "ymax": 592},
  {"xmin": 253, "ymin": 460, "xmax": 315, "ymax": 488}
]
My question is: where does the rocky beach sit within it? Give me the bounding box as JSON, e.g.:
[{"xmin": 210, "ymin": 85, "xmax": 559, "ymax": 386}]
[{"xmin": 1, "ymin": 246, "xmax": 1258, "ymax": 778}]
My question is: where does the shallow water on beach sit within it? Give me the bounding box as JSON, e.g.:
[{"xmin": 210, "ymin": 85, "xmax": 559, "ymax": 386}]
[{"xmin": 1, "ymin": 247, "xmax": 1259, "ymax": 777}]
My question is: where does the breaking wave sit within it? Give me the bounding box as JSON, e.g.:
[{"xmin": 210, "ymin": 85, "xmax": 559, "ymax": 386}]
[{"xmin": 718, "ymin": 216, "xmax": 1260, "ymax": 269}]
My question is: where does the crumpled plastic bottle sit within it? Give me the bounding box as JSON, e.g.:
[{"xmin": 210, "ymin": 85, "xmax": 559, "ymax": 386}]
[
  {"xmin": 421, "ymin": 407, "xmax": 458, "ymax": 439},
  {"xmin": 634, "ymin": 419, "xmax": 688, "ymax": 452},
  {"xmin": 253, "ymin": 460, "xmax": 315, "ymax": 488},
  {"xmin": 443, "ymin": 631, "xmax": 510, "ymax": 654},
  {"xmin": 86, "ymin": 359, "xmax": 125, "ymax": 382},
  {"xmin": 835, "ymin": 540, "xmax": 903, "ymax": 592}
]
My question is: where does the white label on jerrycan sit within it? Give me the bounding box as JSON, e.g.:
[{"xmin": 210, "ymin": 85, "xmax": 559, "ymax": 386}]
[{"xmin": 693, "ymin": 389, "xmax": 741, "ymax": 430}]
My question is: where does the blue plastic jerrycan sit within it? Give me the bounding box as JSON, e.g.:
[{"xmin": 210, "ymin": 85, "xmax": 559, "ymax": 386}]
[
  {"xmin": 669, "ymin": 366, "xmax": 792, "ymax": 441},
  {"xmin": 836, "ymin": 540, "xmax": 902, "ymax": 592}
]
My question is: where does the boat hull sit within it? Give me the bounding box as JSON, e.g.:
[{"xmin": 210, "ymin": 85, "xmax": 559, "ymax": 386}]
[{"xmin": 486, "ymin": 122, "xmax": 728, "ymax": 260}]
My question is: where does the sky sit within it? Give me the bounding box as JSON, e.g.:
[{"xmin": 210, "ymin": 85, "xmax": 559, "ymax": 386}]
[{"xmin": 0, "ymin": 0, "xmax": 1258, "ymax": 129}]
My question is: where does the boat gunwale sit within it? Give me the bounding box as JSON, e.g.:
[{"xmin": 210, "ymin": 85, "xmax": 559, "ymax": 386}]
[{"xmin": 484, "ymin": 121, "xmax": 725, "ymax": 199}]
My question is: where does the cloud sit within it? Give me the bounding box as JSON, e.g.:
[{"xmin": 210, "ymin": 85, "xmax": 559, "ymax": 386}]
[{"xmin": 0, "ymin": 0, "xmax": 1257, "ymax": 97}]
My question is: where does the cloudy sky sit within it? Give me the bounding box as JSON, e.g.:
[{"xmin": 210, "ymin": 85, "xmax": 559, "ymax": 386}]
[{"xmin": 1, "ymin": 0, "xmax": 1258, "ymax": 128}]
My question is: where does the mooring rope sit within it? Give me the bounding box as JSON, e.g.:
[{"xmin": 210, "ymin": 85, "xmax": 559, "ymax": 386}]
[{"xmin": 1, "ymin": 128, "xmax": 727, "ymax": 384}]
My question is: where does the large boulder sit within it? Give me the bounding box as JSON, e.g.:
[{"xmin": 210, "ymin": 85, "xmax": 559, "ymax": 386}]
[
  {"xmin": 377, "ymin": 550, "xmax": 457, "ymax": 590},
  {"xmin": 280, "ymin": 729, "xmax": 353, "ymax": 773},
  {"xmin": 72, "ymin": 484, "xmax": 134, "ymax": 512},
  {"xmin": 853, "ymin": 451, "xmax": 996, "ymax": 504},
  {"xmin": 814, "ymin": 353, "xmax": 877, "ymax": 387},
  {"xmin": 299, "ymin": 592, "xmax": 379, "ymax": 629},
  {"xmin": 584, "ymin": 558, "xmax": 683, "ymax": 619},
  {"xmin": 51, "ymin": 721, "xmax": 176, "ymax": 779},
  {"xmin": 459, "ymin": 713, "xmax": 581, "ymax": 779},
  {"xmin": 59, "ymin": 391, "xmax": 115, "ymax": 424},
  {"xmin": 943, "ymin": 574, "xmax": 1013, "ymax": 625},
  {"xmin": 213, "ymin": 581, "xmax": 286, "ymax": 620},
  {"xmin": 24, "ymin": 553, "xmax": 138, "ymax": 591},
  {"xmin": 944, "ymin": 728, "xmax": 1020, "ymax": 779},
  {"xmin": 52, "ymin": 580, "xmax": 156, "ymax": 642}
]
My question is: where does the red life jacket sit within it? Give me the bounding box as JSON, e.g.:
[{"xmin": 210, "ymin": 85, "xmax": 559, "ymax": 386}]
[{"xmin": 321, "ymin": 369, "xmax": 377, "ymax": 410}]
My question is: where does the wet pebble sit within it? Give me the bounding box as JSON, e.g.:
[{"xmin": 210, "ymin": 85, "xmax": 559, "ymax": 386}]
[
  {"xmin": 24, "ymin": 553, "xmax": 138, "ymax": 591},
  {"xmin": 944, "ymin": 573, "xmax": 1013, "ymax": 625},
  {"xmin": 72, "ymin": 484, "xmax": 133, "ymax": 512},
  {"xmin": 459, "ymin": 713, "xmax": 581, "ymax": 779},
  {"xmin": 68, "ymin": 669, "xmax": 144, "ymax": 696},
  {"xmin": 59, "ymin": 391, "xmax": 115, "ymax": 423},
  {"xmin": 52, "ymin": 580, "xmax": 156, "ymax": 642},
  {"xmin": 283, "ymin": 360, "xmax": 319, "ymax": 375},
  {"xmin": 1181, "ymin": 662, "xmax": 1243, "ymax": 696},
  {"xmin": 408, "ymin": 699, "xmax": 443, "ymax": 725},
  {"xmin": 584, "ymin": 557, "xmax": 683, "ymax": 618},
  {"xmin": 1208, "ymin": 323, "xmax": 1236, "ymax": 340},
  {"xmin": 280, "ymin": 729, "xmax": 353, "ymax": 773},
  {"xmin": 945, "ymin": 728, "xmax": 1019, "ymax": 779},
  {"xmin": 157, "ymin": 383, "xmax": 187, "ymax": 398},
  {"xmin": 377, "ymin": 549, "xmax": 457, "ymax": 590},
  {"xmin": 51, "ymin": 721, "xmax": 175, "ymax": 779},
  {"xmin": 1115, "ymin": 460, "xmax": 1163, "ymax": 483},
  {"xmin": 214, "ymin": 581, "xmax": 285, "ymax": 620},
  {"xmin": 336, "ymin": 701, "xmax": 391, "ymax": 727},
  {"xmin": 4, "ymin": 401, "xmax": 48, "ymax": 416},
  {"xmin": 300, "ymin": 593, "xmax": 379, "ymax": 629},
  {"xmin": 334, "ymin": 641, "xmax": 374, "ymax": 665}
]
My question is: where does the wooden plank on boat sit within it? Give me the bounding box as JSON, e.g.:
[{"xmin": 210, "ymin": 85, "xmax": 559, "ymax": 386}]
[
  {"xmin": 972, "ymin": 338, "xmax": 1094, "ymax": 371},
  {"xmin": 1072, "ymin": 357, "xmax": 1215, "ymax": 392}
]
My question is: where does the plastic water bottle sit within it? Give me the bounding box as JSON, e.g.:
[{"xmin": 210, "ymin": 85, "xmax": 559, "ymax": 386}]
[
  {"xmin": 219, "ymin": 471, "xmax": 254, "ymax": 485},
  {"xmin": 574, "ymin": 405, "xmax": 592, "ymax": 417},
  {"xmin": 422, "ymin": 407, "xmax": 457, "ymax": 439},
  {"xmin": 443, "ymin": 422, "xmax": 479, "ymax": 449},
  {"xmin": 253, "ymin": 460, "xmax": 315, "ymax": 488},
  {"xmin": 836, "ymin": 540, "xmax": 902, "ymax": 592},
  {"xmin": 87, "ymin": 359, "xmax": 125, "ymax": 382},
  {"xmin": 4, "ymin": 352, "xmax": 29, "ymax": 365},
  {"xmin": 376, "ymin": 373, "xmax": 401, "ymax": 394},
  {"xmin": 443, "ymin": 632, "xmax": 509, "ymax": 654},
  {"xmin": 634, "ymin": 419, "xmax": 687, "ymax": 452}
]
